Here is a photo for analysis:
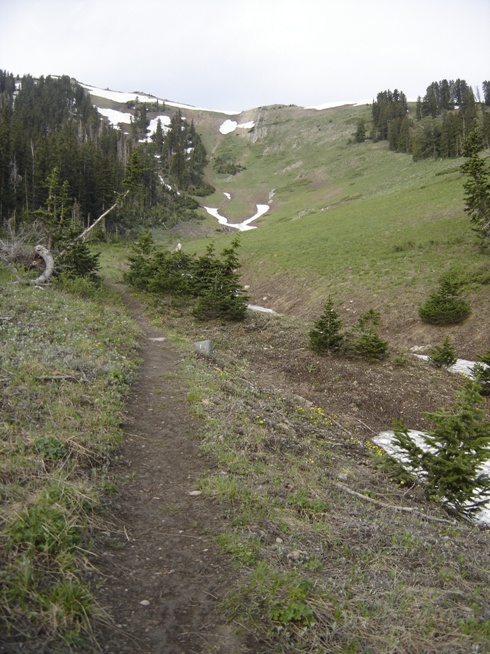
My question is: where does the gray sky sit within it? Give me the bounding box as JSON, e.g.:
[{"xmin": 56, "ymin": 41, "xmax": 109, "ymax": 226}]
[{"xmin": 1, "ymin": 0, "xmax": 489, "ymax": 112}]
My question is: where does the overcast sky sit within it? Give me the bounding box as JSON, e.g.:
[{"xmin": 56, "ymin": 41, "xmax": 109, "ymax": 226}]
[{"xmin": 1, "ymin": 0, "xmax": 489, "ymax": 112}]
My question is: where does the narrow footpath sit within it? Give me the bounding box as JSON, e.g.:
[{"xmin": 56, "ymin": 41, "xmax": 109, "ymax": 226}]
[{"xmin": 94, "ymin": 292, "xmax": 251, "ymax": 654}]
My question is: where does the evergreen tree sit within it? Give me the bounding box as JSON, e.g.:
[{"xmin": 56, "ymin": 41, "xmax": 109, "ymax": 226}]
[
  {"xmin": 471, "ymin": 350, "xmax": 490, "ymax": 395},
  {"xmin": 461, "ymin": 128, "xmax": 490, "ymax": 247},
  {"xmin": 192, "ymin": 237, "xmax": 249, "ymax": 321},
  {"xmin": 394, "ymin": 381, "xmax": 490, "ymax": 515},
  {"xmin": 429, "ymin": 336, "xmax": 457, "ymax": 368},
  {"xmin": 354, "ymin": 119, "xmax": 366, "ymax": 143},
  {"xmin": 309, "ymin": 297, "xmax": 344, "ymax": 353},
  {"xmin": 349, "ymin": 309, "xmax": 388, "ymax": 360},
  {"xmin": 419, "ymin": 277, "xmax": 471, "ymax": 324}
]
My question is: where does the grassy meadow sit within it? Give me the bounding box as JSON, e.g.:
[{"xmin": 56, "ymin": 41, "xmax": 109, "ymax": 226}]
[{"xmin": 179, "ymin": 102, "xmax": 489, "ymax": 354}]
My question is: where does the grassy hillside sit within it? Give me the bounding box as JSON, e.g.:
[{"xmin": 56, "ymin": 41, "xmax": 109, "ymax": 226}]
[{"xmin": 172, "ymin": 102, "xmax": 489, "ymax": 357}]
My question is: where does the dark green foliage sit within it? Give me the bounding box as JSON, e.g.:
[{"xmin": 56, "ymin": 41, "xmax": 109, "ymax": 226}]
[
  {"xmin": 461, "ymin": 128, "xmax": 490, "ymax": 248},
  {"xmin": 472, "ymin": 350, "xmax": 490, "ymax": 395},
  {"xmin": 372, "ymin": 78, "xmax": 489, "ymax": 162},
  {"xmin": 371, "ymin": 89, "xmax": 408, "ymax": 142},
  {"xmin": 429, "ymin": 336, "xmax": 457, "ymax": 368},
  {"xmin": 354, "ymin": 119, "xmax": 367, "ymax": 143},
  {"xmin": 393, "ymin": 381, "xmax": 490, "ymax": 514},
  {"xmin": 419, "ymin": 277, "xmax": 471, "ymax": 324},
  {"xmin": 213, "ymin": 153, "xmax": 245, "ymax": 175},
  {"xmin": 309, "ymin": 297, "xmax": 344, "ymax": 353},
  {"xmin": 33, "ymin": 168, "xmax": 100, "ymax": 280},
  {"xmin": 309, "ymin": 302, "xmax": 388, "ymax": 361},
  {"xmin": 56, "ymin": 232, "xmax": 100, "ymax": 281},
  {"xmin": 125, "ymin": 235, "xmax": 249, "ymax": 321},
  {"xmin": 349, "ymin": 309, "xmax": 388, "ymax": 361},
  {"xmin": 192, "ymin": 238, "xmax": 249, "ymax": 321},
  {"xmin": 0, "ymin": 70, "xmax": 211, "ymax": 237}
]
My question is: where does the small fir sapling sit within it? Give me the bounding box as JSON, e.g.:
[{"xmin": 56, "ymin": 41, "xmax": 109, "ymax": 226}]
[
  {"xmin": 393, "ymin": 380, "xmax": 490, "ymax": 515},
  {"xmin": 429, "ymin": 336, "xmax": 457, "ymax": 368},
  {"xmin": 419, "ymin": 277, "xmax": 471, "ymax": 325},
  {"xmin": 309, "ymin": 296, "xmax": 344, "ymax": 353},
  {"xmin": 350, "ymin": 309, "xmax": 388, "ymax": 360}
]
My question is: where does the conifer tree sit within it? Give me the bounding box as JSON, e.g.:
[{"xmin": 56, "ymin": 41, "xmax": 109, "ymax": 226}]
[
  {"xmin": 461, "ymin": 128, "xmax": 490, "ymax": 248},
  {"xmin": 429, "ymin": 336, "xmax": 457, "ymax": 368},
  {"xmin": 394, "ymin": 381, "xmax": 490, "ymax": 515},
  {"xmin": 419, "ymin": 277, "xmax": 471, "ymax": 324},
  {"xmin": 309, "ymin": 297, "xmax": 344, "ymax": 353},
  {"xmin": 192, "ymin": 237, "xmax": 249, "ymax": 321}
]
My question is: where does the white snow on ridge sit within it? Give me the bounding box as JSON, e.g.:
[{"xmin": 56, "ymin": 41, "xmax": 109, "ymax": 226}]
[
  {"xmin": 305, "ymin": 97, "xmax": 418, "ymax": 110},
  {"xmin": 82, "ymin": 83, "xmax": 238, "ymax": 115}
]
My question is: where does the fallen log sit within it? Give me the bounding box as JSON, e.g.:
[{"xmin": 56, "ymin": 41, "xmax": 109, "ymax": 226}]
[{"xmin": 30, "ymin": 245, "xmax": 54, "ymax": 285}]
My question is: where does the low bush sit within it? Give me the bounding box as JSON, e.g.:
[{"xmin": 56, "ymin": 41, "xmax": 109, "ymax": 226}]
[
  {"xmin": 419, "ymin": 277, "xmax": 471, "ymax": 325},
  {"xmin": 429, "ymin": 336, "xmax": 458, "ymax": 368}
]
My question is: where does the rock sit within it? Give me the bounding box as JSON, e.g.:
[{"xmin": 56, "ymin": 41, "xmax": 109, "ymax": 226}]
[
  {"xmin": 139, "ymin": 599, "xmax": 150, "ymax": 606},
  {"xmin": 193, "ymin": 340, "xmax": 213, "ymax": 356},
  {"xmin": 189, "ymin": 490, "xmax": 202, "ymax": 496}
]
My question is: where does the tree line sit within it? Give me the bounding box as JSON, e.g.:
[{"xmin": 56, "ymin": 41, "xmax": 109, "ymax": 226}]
[
  {"xmin": 0, "ymin": 70, "xmax": 213, "ymax": 236},
  {"xmin": 364, "ymin": 78, "xmax": 490, "ymax": 160}
]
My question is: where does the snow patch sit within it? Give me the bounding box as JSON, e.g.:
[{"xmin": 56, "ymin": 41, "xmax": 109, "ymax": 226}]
[
  {"xmin": 203, "ymin": 204, "xmax": 269, "ymax": 231},
  {"xmin": 413, "ymin": 354, "xmax": 484, "ymax": 379},
  {"xmin": 219, "ymin": 119, "xmax": 256, "ymax": 134},
  {"xmin": 97, "ymin": 107, "xmax": 133, "ymax": 127}
]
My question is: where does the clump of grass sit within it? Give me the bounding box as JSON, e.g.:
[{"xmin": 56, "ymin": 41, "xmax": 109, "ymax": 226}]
[{"xmin": 0, "ymin": 270, "xmax": 139, "ymax": 648}]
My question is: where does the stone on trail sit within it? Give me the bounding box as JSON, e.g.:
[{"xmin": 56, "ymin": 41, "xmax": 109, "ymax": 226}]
[{"xmin": 193, "ymin": 340, "xmax": 213, "ymax": 356}]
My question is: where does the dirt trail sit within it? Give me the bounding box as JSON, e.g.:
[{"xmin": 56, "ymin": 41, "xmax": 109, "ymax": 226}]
[{"xmin": 94, "ymin": 292, "xmax": 251, "ymax": 654}]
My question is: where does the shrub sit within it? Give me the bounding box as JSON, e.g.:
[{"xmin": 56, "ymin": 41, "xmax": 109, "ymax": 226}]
[
  {"xmin": 419, "ymin": 277, "xmax": 471, "ymax": 324},
  {"xmin": 429, "ymin": 336, "xmax": 457, "ymax": 368},
  {"xmin": 125, "ymin": 235, "xmax": 249, "ymax": 321},
  {"xmin": 349, "ymin": 309, "xmax": 388, "ymax": 361},
  {"xmin": 393, "ymin": 381, "xmax": 490, "ymax": 515},
  {"xmin": 192, "ymin": 238, "xmax": 249, "ymax": 321},
  {"xmin": 309, "ymin": 297, "xmax": 344, "ymax": 354}
]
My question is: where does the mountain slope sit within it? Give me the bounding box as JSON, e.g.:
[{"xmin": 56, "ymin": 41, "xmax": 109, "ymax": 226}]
[{"xmin": 86, "ymin": 83, "xmax": 489, "ymax": 357}]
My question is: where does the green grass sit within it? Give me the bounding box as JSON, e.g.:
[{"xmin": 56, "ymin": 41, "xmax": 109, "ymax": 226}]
[{"xmin": 0, "ymin": 267, "xmax": 140, "ymax": 649}]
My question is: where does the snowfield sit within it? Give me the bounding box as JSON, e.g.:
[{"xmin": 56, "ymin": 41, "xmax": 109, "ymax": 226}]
[
  {"xmin": 82, "ymin": 84, "xmax": 238, "ymax": 115},
  {"xmin": 203, "ymin": 204, "xmax": 269, "ymax": 231},
  {"xmin": 219, "ymin": 119, "xmax": 256, "ymax": 134}
]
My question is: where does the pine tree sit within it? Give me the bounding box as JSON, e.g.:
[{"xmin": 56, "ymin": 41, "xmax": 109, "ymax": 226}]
[
  {"xmin": 309, "ymin": 297, "xmax": 344, "ymax": 353},
  {"xmin": 354, "ymin": 119, "xmax": 366, "ymax": 143},
  {"xmin": 349, "ymin": 309, "xmax": 388, "ymax": 360},
  {"xmin": 419, "ymin": 277, "xmax": 471, "ymax": 324},
  {"xmin": 429, "ymin": 336, "xmax": 457, "ymax": 368},
  {"xmin": 461, "ymin": 128, "xmax": 490, "ymax": 248},
  {"xmin": 472, "ymin": 350, "xmax": 490, "ymax": 395},
  {"xmin": 192, "ymin": 237, "xmax": 249, "ymax": 321},
  {"xmin": 394, "ymin": 381, "xmax": 490, "ymax": 515}
]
